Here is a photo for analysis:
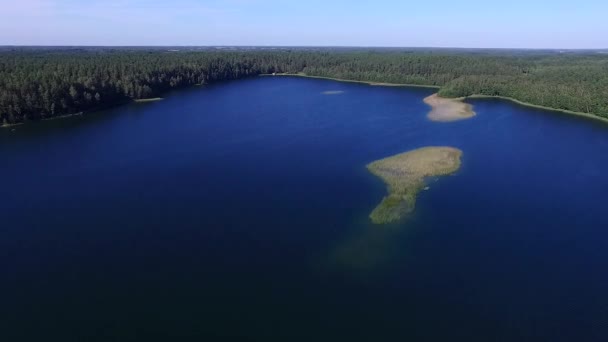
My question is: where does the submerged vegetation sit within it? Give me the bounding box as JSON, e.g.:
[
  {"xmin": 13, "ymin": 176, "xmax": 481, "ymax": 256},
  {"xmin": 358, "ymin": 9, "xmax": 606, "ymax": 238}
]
[
  {"xmin": 1, "ymin": 48, "xmax": 607, "ymax": 125},
  {"xmin": 367, "ymin": 147, "xmax": 462, "ymax": 224}
]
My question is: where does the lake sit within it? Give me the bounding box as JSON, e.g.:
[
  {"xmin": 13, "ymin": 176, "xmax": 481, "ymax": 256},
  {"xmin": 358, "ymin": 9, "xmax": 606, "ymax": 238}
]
[{"xmin": 2, "ymin": 76, "xmax": 608, "ymax": 341}]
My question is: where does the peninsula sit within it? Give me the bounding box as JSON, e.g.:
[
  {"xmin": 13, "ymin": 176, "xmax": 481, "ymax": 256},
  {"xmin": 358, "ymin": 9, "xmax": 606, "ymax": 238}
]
[{"xmin": 424, "ymin": 94, "xmax": 476, "ymax": 122}]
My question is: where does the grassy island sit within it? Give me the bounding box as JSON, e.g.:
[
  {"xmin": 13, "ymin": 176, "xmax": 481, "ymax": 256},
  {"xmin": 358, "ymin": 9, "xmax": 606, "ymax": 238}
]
[
  {"xmin": 424, "ymin": 94, "xmax": 476, "ymax": 122},
  {"xmin": 367, "ymin": 146, "xmax": 462, "ymax": 224}
]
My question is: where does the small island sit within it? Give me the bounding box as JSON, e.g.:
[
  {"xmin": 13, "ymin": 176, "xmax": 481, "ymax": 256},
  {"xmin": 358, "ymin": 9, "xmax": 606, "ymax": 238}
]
[
  {"xmin": 424, "ymin": 94, "xmax": 476, "ymax": 122},
  {"xmin": 134, "ymin": 97, "xmax": 163, "ymax": 103},
  {"xmin": 322, "ymin": 90, "xmax": 345, "ymax": 95},
  {"xmin": 367, "ymin": 146, "xmax": 462, "ymax": 224}
]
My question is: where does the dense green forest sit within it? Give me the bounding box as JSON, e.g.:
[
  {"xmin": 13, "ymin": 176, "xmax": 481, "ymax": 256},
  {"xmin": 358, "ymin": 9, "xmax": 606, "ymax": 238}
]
[{"xmin": 1, "ymin": 48, "xmax": 607, "ymax": 125}]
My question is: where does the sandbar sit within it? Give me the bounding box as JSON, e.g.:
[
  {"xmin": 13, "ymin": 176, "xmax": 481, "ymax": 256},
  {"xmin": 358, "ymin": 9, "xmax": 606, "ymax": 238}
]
[
  {"xmin": 424, "ymin": 94, "xmax": 475, "ymax": 122},
  {"xmin": 322, "ymin": 90, "xmax": 345, "ymax": 95},
  {"xmin": 134, "ymin": 97, "xmax": 163, "ymax": 103}
]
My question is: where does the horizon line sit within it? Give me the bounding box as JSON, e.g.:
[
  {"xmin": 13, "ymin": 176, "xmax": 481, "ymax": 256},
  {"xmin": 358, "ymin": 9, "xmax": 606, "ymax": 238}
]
[{"xmin": 1, "ymin": 45, "xmax": 607, "ymax": 51}]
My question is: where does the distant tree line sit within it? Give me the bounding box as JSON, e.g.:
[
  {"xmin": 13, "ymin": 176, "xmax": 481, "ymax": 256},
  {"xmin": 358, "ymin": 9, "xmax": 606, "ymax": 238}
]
[{"xmin": 1, "ymin": 49, "xmax": 607, "ymax": 125}]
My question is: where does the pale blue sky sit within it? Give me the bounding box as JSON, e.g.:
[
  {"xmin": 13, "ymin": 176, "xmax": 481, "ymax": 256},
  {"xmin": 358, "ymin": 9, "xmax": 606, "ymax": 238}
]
[{"xmin": 2, "ymin": 0, "xmax": 606, "ymax": 48}]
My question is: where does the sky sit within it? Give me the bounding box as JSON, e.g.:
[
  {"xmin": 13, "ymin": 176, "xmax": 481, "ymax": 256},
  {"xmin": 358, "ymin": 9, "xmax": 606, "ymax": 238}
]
[{"xmin": 1, "ymin": 0, "xmax": 607, "ymax": 48}]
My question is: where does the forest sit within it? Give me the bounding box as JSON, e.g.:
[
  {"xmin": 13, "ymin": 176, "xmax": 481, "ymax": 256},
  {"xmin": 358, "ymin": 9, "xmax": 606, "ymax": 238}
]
[{"xmin": 1, "ymin": 48, "xmax": 607, "ymax": 125}]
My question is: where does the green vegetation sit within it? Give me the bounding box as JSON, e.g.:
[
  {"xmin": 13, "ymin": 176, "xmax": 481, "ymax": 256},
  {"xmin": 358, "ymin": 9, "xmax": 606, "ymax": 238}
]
[
  {"xmin": 1, "ymin": 48, "xmax": 607, "ymax": 125},
  {"xmin": 367, "ymin": 146, "xmax": 462, "ymax": 224}
]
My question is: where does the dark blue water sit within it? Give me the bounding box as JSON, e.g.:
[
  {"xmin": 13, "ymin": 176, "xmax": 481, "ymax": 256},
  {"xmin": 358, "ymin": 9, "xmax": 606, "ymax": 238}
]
[{"xmin": 2, "ymin": 77, "xmax": 608, "ymax": 341}]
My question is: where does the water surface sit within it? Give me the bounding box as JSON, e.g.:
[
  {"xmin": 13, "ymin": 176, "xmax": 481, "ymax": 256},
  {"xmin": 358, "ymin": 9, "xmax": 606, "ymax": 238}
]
[{"xmin": 1, "ymin": 77, "xmax": 608, "ymax": 341}]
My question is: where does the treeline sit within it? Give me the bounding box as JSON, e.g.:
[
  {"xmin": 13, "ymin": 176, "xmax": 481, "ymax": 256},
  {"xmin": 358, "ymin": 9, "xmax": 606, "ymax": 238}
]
[
  {"xmin": 0, "ymin": 51, "xmax": 303, "ymax": 124},
  {"xmin": 1, "ymin": 49, "xmax": 607, "ymax": 125}
]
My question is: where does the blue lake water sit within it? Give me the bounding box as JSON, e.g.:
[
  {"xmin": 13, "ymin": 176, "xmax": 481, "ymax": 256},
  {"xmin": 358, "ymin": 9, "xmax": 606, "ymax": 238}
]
[{"xmin": 1, "ymin": 76, "xmax": 608, "ymax": 341}]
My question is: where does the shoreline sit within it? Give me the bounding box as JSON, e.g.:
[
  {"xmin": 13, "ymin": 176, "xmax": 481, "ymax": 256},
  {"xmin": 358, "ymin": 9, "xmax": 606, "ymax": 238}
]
[
  {"xmin": 263, "ymin": 73, "xmax": 608, "ymax": 124},
  {"xmin": 261, "ymin": 73, "xmax": 441, "ymax": 89},
  {"xmin": 3, "ymin": 74, "xmax": 608, "ymax": 128},
  {"xmin": 464, "ymin": 94, "xmax": 608, "ymax": 125},
  {"xmin": 1, "ymin": 97, "xmax": 163, "ymax": 129},
  {"xmin": 0, "ymin": 122, "xmax": 24, "ymax": 129}
]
